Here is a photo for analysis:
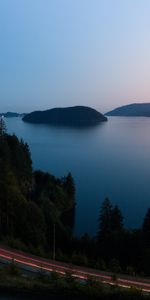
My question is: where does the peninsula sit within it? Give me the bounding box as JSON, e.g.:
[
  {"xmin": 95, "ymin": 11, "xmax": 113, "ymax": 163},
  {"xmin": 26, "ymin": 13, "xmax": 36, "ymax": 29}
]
[
  {"xmin": 23, "ymin": 106, "xmax": 107, "ymax": 125},
  {"xmin": 106, "ymin": 103, "xmax": 150, "ymax": 117}
]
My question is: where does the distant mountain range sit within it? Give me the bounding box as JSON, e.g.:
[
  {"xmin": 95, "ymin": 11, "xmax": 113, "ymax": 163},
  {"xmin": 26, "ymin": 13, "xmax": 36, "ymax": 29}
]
[
  {"xmin": 23, "ymin": 106, "xmax": 107, "ymax": 126},
  {"xmin": 0, "ymin": 112, "xmax": 25, "ymax": 118},
  {"xmin": 106, "ymin": 103, "xmax": 150, "ymax": 117}
]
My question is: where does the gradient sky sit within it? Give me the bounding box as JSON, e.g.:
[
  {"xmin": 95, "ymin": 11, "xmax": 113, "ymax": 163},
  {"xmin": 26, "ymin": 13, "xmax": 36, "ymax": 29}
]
[{"xmin": 1, "ymin": 0, "xmax": 150, "ymax": 113}]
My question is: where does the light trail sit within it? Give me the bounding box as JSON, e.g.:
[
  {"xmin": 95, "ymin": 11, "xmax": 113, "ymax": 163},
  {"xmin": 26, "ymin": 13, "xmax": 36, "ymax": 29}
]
[{"xmin": 0, "ymin": 246, "xmax": 150, "ymax": 292}]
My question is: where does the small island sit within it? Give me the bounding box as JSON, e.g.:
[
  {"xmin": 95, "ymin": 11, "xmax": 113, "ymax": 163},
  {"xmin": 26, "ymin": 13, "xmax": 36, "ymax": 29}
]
[
  {"xmin": 23, "ymin": 106, "xmax": 107, "ymax": 125},
  {"xmin": 106, "ymin": 103, "xmax": 150, "ymax": 116},
  {"xmin": 0, "ymin": 112, "xmax": 25, "ymax": 118}
]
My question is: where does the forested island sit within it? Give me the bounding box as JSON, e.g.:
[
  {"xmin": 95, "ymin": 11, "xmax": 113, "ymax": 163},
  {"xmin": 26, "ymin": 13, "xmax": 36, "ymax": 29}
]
[
  {"xmin": 23, "ymin": 106, "xmax": 107, "ymax": 125},
  {"xmin": 106, "ymin": 103, "xmax": 150, "ymax": 116}
]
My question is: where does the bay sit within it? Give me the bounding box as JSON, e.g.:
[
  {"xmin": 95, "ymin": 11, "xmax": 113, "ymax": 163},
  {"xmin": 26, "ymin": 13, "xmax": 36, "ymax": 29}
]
[{"xmin": 5, "ymin": 117, "xmax": 150, "ymax": 236}]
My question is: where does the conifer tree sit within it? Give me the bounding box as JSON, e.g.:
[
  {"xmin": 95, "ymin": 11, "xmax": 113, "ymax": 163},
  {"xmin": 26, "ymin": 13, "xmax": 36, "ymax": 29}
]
[
  {"xmin": 111, "ymin": 205, "xmax": 124, "ymax": 232},
  {"xmin": 0, "ymin": 117, "xmax": 7, "ymax": 137},
  {"xmin": 97, "ymin": 199, "xmax": 124, "ymax": 242},
  {"xmin": 143, "ymin": 208, "xmax": 150, "ymax": 233},
  {"xmin": 97, "ymin": 197, "xmax": 113, "ymax": 242},
  {"xmin": 64, "ymin": 172, "xmax": 75, "ymax": 199},
  {"xmin": 142, "ymin": 208, "xmax": 150, "ymax": 248}
]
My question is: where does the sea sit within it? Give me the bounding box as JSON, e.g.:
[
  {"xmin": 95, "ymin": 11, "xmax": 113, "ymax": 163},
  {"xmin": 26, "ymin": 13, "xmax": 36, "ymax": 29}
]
[{"xmin": 5, "ymin": 116, "xmax": 150, "ymax": 236}]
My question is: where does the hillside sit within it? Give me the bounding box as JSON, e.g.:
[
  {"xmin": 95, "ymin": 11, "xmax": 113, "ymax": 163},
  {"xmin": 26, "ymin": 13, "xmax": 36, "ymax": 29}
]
[
  {"xmin": 0, "ymin": 118, "xmax": 75, "ymax": 251},
  {"xmin": 106, "ymin": 103, "xmax": 150, "ymax": 116},
  {"xmin": 23, "ymin": 106, "xmax": 107, "ymax": 125}
]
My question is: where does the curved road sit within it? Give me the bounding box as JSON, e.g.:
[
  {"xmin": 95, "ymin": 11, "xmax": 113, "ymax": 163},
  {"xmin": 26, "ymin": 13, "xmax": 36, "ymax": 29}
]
[{"xmin": 0, "ymin": 246, "xmax": 150, "ymax": 292}]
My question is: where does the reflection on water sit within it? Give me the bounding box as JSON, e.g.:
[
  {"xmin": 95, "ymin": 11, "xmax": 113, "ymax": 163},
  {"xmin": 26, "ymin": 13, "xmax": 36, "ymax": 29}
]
[{"xmin": 6, "ymin": 117, "xmax": 150, "ymax": 236}]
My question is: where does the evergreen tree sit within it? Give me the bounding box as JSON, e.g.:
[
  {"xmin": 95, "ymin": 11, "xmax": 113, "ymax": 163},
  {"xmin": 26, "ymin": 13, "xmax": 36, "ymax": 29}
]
[
  {"xmin": 61, "ymin": 172, "xmax": 76, "ymax": 231},
  {"xmin": 0, "ymin": 117, "xmax": 7, "ymax": 137},
  {"xmin": 63, "ymin": 172, "xmax": 75, "ymax": 199},
  {"xmin": 142, "ymin": 208, "xmax": 150, "ymax": 247},
  {"xmin": 143, "ymin": 208, "xmax": 150, "ymax": 233},
  {"xmin": 97, "ymin": 197, "xmax": 113, "ymax": 242},
  {"xmin": 111, "ymin": 205, "xmax": 124, "ymax": 232}
]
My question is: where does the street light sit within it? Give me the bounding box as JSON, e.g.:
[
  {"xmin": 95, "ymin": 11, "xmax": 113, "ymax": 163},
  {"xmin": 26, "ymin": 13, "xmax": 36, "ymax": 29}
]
[{"xmin": 53, "ymin": 223, "xmax": 56, "ymax": 260}]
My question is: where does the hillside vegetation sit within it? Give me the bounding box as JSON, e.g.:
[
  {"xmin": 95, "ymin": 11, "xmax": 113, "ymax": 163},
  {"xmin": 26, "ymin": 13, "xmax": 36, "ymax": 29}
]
[{"xmin": 0, "ymin": 118, "xmax": 75, "ymax": 252}]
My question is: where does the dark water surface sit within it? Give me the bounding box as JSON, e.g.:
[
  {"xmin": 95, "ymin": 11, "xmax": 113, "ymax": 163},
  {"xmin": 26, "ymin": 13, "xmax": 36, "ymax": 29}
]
[{"xmin": 6, "ymin": 117, "xmax": 150, "ymax": 236}]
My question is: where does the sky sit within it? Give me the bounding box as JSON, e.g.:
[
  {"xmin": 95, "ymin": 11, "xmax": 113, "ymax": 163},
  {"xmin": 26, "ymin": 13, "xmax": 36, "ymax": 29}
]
[{"xmin": 1, "ymin": 0, "xmax": 150, "ymax": 113}]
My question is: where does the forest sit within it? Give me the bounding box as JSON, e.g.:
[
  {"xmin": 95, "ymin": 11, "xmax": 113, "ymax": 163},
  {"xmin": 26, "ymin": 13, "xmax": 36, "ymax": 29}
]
[
  {"xmin": 0, "ymin": 118, "xmax": 75, "ymax": 254},
  {"xmin": 1, "ymin": 118, "xmax": 150, "ymax": 277}
]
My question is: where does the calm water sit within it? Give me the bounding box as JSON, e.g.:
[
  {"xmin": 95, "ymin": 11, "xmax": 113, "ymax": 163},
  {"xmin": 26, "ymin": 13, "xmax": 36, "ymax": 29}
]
[{"xmin": 5, "ymin": 117, "xmax": 150, "ymax": 236}]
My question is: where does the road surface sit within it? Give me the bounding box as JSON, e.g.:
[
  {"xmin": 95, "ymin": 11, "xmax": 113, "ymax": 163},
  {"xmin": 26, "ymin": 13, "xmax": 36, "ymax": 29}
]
[{"xmin": 0, "ymin": 246, "xmax": 150, "ymax": 292}]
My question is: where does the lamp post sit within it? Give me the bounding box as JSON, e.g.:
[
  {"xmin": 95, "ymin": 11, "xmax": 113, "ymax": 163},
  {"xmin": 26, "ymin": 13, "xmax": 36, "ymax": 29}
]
[{"xmin": 53, "ymin": 223, "xmax": 56, "ymax": 260}]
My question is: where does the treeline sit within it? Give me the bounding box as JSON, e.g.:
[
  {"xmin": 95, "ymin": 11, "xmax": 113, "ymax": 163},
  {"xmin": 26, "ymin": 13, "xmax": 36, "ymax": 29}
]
[
  {"xmin": 95, "ymin": 198, "xmax": 150, "ymax": 276},
  {"xmin": 0, "ymin": 118, "xmax": 75, "ymax": 253},
  {"xmin": 64, "ymin": 198, "xmax": 150, "ymax": 277}
]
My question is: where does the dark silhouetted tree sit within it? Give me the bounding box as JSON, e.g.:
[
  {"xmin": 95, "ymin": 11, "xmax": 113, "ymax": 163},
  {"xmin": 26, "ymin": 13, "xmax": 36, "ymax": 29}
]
[
  {"xmin": 0, "ymin": 117, "xmax": 7, "ymax": 137},
  {"xmin": 97, "ymin": 197, "xmax": 113, "ymax": 242},
  {"xmin": 142, "ymin": 208, "xmax": 150, "ymax": 248},
  {"xmin": 111, "ymin": 205, "xmax": 124, "ymax": 232},
  {"xmin": 143, "ymin": 208, "xmax": 150, "ymax": 233}
]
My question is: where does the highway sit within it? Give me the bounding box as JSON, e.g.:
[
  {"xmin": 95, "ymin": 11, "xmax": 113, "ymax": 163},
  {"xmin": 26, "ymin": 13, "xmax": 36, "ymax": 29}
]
[{"xmin": 0, "ymin": 246, "xmax": 150, "ymax": 292}]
